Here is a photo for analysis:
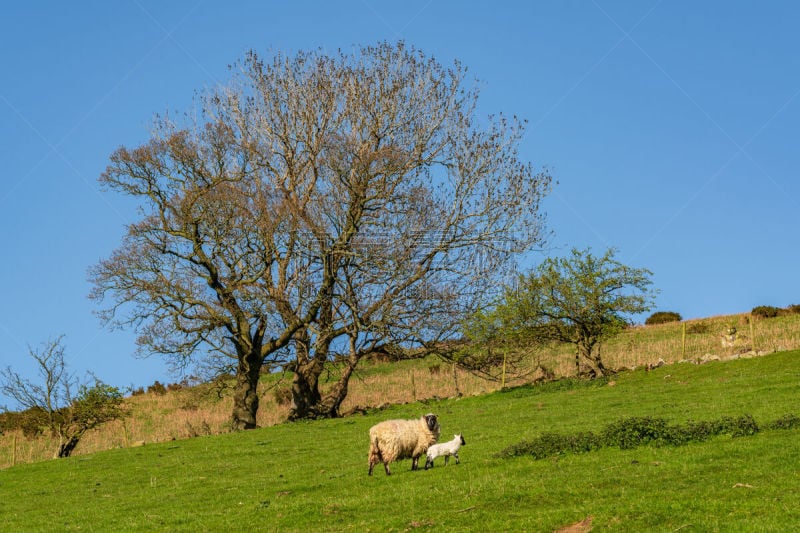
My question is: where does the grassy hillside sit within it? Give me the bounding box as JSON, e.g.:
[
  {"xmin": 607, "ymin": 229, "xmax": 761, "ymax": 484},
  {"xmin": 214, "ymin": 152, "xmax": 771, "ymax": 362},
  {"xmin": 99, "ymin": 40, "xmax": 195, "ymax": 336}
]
[
  {"xmin": 2, "ymin": 349, "xmax": 800, "ymax": 531},
  {"xmin": 2, "ymin": 311, "xmax": 800, "ymax": 468}
]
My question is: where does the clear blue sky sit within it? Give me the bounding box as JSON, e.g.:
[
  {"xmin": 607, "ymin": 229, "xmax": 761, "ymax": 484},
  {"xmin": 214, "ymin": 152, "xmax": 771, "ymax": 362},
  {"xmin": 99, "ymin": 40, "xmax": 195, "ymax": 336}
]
[{"xmin": 2, "ymin": 1, "xmax": 798, "ymax": 405}]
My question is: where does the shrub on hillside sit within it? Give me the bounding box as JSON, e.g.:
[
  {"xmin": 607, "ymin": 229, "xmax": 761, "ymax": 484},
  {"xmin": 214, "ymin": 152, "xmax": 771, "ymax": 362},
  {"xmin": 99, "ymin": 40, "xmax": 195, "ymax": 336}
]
[
  {"xmin": 751, "ymin": 305, "xmax": 784, "ymax": 319},
  {"xmin": 147, "ymin": 380, "xmax": 167, "ymax": 395},
  {"xmin": 787, "ymin": 304, "xmax": 800, "ymax": 315},
  {"xmin": 645, "ymin": 311, "xmax": 682, "ymax": 325},
  {"xmin": 498, "ymin": 431, "xmax": 602, "ymax": 460},
  {"xmin": 766, "ymin": 413, "xmax": 800, "ymax": 431},
  {"xmin": 686, "ymin": 321, "xmax": 710, "ymax": 334},
  {"xmin": 601, "ymin": 416, "xmax": 672, "ymax": 449},
  {"xmin": 498, "ymin": 414, "xmax": 761, "ymax": 459},
  {"xmin": 0, "ymin": 408, "xmax": 47, "ymax": 438}
]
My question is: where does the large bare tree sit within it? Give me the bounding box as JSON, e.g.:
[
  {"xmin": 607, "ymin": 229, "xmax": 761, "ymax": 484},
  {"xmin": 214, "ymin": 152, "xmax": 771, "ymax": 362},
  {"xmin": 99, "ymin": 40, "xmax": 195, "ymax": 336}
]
[{"xmin": 90, "ymin": 42, "xmax": 551, "ymax": 427}]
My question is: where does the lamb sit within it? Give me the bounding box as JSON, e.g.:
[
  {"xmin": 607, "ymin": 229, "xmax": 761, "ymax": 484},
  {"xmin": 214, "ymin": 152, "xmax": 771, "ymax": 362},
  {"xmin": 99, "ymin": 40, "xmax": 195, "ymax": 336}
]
[
  {"xmin": 424, "ymin": 433, "xmax": 466, "ymax": 469},
  {"xmin": 368, "ymin": 413, "xmax": 440, "ymax": 476}
]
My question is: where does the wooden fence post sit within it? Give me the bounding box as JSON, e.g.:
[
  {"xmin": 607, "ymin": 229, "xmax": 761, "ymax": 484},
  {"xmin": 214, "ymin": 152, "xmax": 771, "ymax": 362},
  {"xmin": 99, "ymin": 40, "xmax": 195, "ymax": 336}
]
[
  {"xmin": 410, "ymin": 370, "xmax": 417, "ymax": 401},
  {"xmin": 682, "ymin": 322, "xmax": 687, "ymax": 360},
  {"xmin": 501, "ymin": 351, "xmax": 507, "ymax": 389},
  {"xmin": 12, "ymin": 434, "xmax": 17, "ymax": 466},
  {"xmin": 750, "ymin": 317, "xmax": 756, "ymax": 353},
  {"xmin": 123, "ymin": 418, "xmax": 130, "ymax": 447}
]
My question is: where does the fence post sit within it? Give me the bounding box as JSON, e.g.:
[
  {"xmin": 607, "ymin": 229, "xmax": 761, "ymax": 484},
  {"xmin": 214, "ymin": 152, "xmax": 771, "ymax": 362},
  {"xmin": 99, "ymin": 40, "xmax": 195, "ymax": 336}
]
[
  {"xmin": 410, "ymin": 370, "xmax": 417, "ymax": 401},
  {"xmin": 123, "ymin": 418, "xmax": 130, "ymax": 447},
  {"xmin": 12, "ymin": 434, "xmax": 17, "ymax": 466},
  {"xmin": 750, "ymin": 317, "xmax": 756, "ymax": 353},
  {"xmin": 681, "ymin": 322, "xmax": 687, "ymax": 360},
  {"xmin": 501, "ymin": 351, "xmax": 507, "ymax": 389}
]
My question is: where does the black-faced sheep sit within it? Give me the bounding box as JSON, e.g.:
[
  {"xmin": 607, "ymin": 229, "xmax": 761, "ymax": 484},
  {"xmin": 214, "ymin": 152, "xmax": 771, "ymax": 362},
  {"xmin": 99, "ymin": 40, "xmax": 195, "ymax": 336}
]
[
  {"xmin": 424, "ymin": 433, "xmax": 466, "ymax": 469},
  {"xmin": 368, "ymin": 413, "xmax": 440, "ymax": 476}
]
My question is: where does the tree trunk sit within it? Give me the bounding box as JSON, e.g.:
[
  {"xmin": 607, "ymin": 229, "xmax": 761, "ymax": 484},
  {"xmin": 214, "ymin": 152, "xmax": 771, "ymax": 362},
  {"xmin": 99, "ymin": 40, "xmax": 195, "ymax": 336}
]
[
  {"xmin": 314, "ymin": 360, "xmax": 358, "ymax": 418},
  {"xmin": 231, "ymin": 350, "xmax": 263, "ymax": 430},
  {"xmin": 592, "ymin": 343, "xmax": 610, "ymax": 377},
  {"xmin": 591, "ymin": 354, "xmax": 609, "ymax": 377},
  {"xmin": 289, "ymin": 360, "xmax": 323, "ymax": 420},
  {"xmin": 57, "ymin": 435, "xmax": 81, "ymax": 458},
  {"xmin": 577, "ymin": 341, "xmax": 605, "ymax": 378}
]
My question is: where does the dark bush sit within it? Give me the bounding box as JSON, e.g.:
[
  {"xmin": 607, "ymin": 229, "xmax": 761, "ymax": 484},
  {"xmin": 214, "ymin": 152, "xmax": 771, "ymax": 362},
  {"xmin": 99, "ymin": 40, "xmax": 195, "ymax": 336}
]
[
  {"xmin": 716, "ymin": 414, "xmax": 759, "ymax": 437},
  {"xmin": 0, "ymin": 408, "xmax": 48, "ymax": 438},
  {"xmin": 751, "ymin": 305, "xmax": 783, "ymax": 319},
  {"xmin": 147, "ymin": 380, "xmax": 167, "ymax": 395},
  {"xmin": 787, "ymin": 304, "xmax": 800, "ymax": 315},
  {"xmin": 602, "ymin": 416, "xmax": 672, "ymax": 449},
  {"xmin": 645, "ymin": 311, "xmax": 682, "ymax": 325},
  {"xmin": 499, "ymin": 414, "xmax": 762, "ymax": 460},
  {"xmin": 766, "ymin": 413, "xmax": 800, "ymax": 431},
  {"xmin": 497, "ymin": 431, "xmax": 602, "ymax": 459},
  {"xmin": 686, "ymin": 321, "xmax": 710, "ymax": 334}
]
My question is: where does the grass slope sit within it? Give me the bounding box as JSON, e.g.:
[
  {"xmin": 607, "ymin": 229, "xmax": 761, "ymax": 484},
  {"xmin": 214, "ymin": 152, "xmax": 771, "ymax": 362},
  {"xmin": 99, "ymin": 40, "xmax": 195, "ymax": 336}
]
[{"xmin": 2, "ymin": 350, "xmax": 800, "ymax": 531}]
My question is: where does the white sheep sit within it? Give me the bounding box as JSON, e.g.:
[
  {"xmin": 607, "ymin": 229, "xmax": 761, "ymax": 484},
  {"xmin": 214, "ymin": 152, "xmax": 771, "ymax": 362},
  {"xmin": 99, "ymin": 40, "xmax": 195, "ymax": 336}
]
[
  {"xmin": 368, "ymin": 413, "xmax": 440, "ymax": 476},
  {"xmin": 424, "ymin": 433, "xmax": 466, "ymax": 469}
]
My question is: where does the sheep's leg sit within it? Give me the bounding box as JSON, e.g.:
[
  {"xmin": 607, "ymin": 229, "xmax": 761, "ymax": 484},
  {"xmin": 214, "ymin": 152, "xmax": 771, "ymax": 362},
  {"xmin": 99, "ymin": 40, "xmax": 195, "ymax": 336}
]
[
  {"xmin": 384, "ymin": 461, "xmax": 391, "ymax": 475},
  {"xmin": 369, "ymin": 445, "xmax": 384, "ymax": 476},
  {"xmin": 425, "ymin": 457, "xmax": 433, "ymax": 470},
  {"xmin": 444, "ymin": 455, "xmax": 449, "ymax": 466},
  {"xmin": 411, "ymin": 456, "xmax": 419, "ymax": 471},
  {"xmin": 454, "ymin": 452, "xmax": 460, "ymax": 464}
]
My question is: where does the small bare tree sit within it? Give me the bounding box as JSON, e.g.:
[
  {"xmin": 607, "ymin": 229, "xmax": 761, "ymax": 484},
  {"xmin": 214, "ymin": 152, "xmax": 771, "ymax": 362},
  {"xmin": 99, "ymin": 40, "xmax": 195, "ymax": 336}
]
[
  {"xmin": 0, "ymin": 336, "xmax": 126, "ymax": 457},
  {"xmin": 90, "ymin": 42, "xmax": 552, "ymax": 425}
]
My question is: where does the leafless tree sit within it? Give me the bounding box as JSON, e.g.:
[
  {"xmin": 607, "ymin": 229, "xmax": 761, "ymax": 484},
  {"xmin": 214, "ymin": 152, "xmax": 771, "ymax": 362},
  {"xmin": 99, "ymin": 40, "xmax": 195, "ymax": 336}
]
[
  {"xmin": 90, "ymin": 42, "xmax": 552, "ymax": 426},
  {"xmin": 0, "ymin": 336, "xmax": 126, "ymax": 457}
]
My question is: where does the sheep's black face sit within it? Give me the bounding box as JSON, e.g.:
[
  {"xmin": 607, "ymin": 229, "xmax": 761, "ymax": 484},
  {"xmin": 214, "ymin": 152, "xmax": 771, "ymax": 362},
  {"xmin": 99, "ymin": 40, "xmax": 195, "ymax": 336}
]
[
  {"xmin": 424, "ymin": 414, "xmax": 438, "ymax": 432},
  {"xmin": 460, "ymin": 435, "xmax": 466, "ymax": 445}
]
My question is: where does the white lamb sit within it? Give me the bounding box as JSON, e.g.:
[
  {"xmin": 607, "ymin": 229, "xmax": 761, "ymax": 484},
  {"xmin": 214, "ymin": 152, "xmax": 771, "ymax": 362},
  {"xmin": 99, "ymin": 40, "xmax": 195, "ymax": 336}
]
[{"xmin": 424, "ymin": 433, "xmax": 466, "ymax": 469}]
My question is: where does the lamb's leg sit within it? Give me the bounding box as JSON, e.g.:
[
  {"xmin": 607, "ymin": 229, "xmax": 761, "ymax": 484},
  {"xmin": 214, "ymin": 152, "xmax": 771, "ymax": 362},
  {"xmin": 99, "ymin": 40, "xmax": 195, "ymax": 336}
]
[
  {"xmin": 411, "ymin": 456, "xmax": 419, "ymax": 471},
  {"xmin": 425, "ymin": 457, "xmax": 433, "ymax": 470},
  {"xmin": 454, "ymin": 452, "xmax": 460, "ymax": 464},
  {"xmin": 384, "ymin": 462, "xmax": 391, "ymax": 475},
  {"xmin": 444, "ymin": 455, "xmax": 449, "ymax": 466}
]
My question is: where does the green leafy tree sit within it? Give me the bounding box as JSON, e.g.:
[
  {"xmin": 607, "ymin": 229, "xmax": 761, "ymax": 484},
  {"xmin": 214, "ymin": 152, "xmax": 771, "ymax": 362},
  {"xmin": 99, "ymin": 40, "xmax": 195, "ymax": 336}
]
[
  {"xmin": 0, "ymin": 336, "xmax": 126, "ymax": 457},
  {"xmin": 470, "ymin": 248, "xmax": 656, "ymax": 377}
]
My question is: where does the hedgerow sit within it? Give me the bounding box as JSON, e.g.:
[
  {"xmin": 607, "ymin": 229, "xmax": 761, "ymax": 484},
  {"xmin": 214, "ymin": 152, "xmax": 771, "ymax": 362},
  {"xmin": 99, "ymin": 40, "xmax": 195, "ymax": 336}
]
[{"xmin": 498, "ymin": 413, "xmax": 792, "ymax": 459}]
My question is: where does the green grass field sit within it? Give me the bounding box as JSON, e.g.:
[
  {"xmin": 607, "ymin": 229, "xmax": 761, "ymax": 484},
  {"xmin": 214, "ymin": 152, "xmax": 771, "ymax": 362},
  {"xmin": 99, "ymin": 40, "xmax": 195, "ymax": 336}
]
[{"xmin": 3, "ymin": 350, "xmax": 800, "ymax": 531}]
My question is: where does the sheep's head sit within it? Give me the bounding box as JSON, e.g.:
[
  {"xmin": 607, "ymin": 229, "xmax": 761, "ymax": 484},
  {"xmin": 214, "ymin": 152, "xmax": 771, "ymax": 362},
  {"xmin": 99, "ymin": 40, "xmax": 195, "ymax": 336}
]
[
  {"xmin": 424, "ymin": 413, "xmax": 439, "ymax": 432},
  {"xmin": 457, "ymin": 434, "xmax": 466, "ymax": 445}
]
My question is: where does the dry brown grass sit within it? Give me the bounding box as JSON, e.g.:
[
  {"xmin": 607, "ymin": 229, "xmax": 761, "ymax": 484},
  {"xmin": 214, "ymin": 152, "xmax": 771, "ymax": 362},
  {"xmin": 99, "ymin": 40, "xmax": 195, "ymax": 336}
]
[{"xmin": 3, "ymin": 312, "xmax": 798, "ymax": 468}]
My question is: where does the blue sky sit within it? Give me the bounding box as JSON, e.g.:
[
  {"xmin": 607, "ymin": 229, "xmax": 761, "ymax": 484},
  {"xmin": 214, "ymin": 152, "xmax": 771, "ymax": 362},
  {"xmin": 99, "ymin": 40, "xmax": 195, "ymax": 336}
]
[{"xmin": 1, "ymin": 1, "xmax": 798, "ymax": 404}]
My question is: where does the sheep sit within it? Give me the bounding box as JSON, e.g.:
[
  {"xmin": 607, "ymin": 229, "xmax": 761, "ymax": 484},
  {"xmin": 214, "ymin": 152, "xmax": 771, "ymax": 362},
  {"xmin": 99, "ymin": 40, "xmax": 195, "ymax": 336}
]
[
  {"xmin": 424, "ymin": 433, "xmax": 466, "ymax": 469},
  {"xmin": 368, "ymin": 413, "xmax": 440, "ymax": 476}
]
